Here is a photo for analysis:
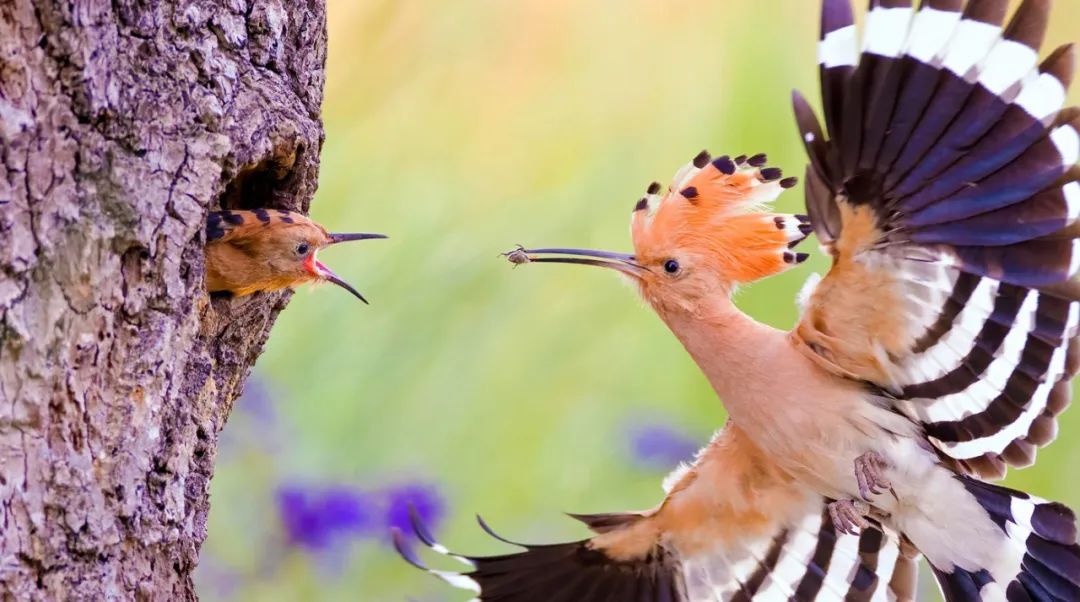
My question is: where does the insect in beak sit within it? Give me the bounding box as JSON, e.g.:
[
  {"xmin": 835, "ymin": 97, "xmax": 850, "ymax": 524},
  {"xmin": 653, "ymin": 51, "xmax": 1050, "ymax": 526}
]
[{"xmin": 502, "ymin": 246, "xmax": 649, "ymax": 278}]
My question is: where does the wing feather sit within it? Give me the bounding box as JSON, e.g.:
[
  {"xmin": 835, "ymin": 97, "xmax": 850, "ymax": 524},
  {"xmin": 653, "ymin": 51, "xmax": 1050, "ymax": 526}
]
[
  {"xmin": 397, "ymin": 425, "xmax": 917, "ymax": 601},
  {"xmin": 793, "ymin": 0, "xmax": 1079, "ymax": 479}
]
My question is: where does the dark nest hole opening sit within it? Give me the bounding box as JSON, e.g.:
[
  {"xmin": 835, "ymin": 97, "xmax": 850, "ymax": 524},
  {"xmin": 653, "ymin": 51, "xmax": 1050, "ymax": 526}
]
[{"xmin": 217, "ymin": 143, "xmax": 307, "ymax": 213}]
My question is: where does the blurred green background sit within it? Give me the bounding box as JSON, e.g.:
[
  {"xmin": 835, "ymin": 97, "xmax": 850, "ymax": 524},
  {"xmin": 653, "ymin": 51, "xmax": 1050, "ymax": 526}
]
[{"xmin": 196, "ymin": 1, "xmax": 1080, "ymax": 600}]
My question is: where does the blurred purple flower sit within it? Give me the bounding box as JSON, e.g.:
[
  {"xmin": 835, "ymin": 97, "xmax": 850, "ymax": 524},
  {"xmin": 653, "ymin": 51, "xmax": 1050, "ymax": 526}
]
[
  {"xmin": 237, "ymin": 376, "xmax": 276, "ymax": 425},
  {"xmin": 382, "ymin": 482, "xmax": 445, "ymax": 545},
  {"xmin": 275, "ymin": 480, "xmax": 446, "ymax": 555},
  {"xmin": 276, "ymin": 484, "xmax": 376, "ymax": 551},
  {"xmin": 626, "ymin": 421, "xmax": 700, "ymax": 469}
]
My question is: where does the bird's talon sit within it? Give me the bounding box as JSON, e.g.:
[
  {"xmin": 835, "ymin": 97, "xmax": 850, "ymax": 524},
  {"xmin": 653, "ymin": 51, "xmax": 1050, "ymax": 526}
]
[
  {"xmin": 854, "ymin": 451, "xmax": 891, "ymax": 501},
  {"xmin": 828, "ymin": 499, "xmax": 871, "ymax": 535}
]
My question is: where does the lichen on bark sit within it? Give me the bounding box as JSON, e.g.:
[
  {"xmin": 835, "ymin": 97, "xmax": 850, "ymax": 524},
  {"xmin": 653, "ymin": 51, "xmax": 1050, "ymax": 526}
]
[{"xmin": 0, "ymin": 1, "xmax": 327, "ymax": 598}]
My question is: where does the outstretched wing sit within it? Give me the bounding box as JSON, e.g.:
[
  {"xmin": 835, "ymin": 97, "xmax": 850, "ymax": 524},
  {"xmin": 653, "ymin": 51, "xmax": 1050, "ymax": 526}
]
[
  {"xmin": 396, "ymin": 425, "xmax": 919, "ymax": 601},
  {"xmin": 792, "ymin": 0, "xmax": 1080, "ymax": 479}
]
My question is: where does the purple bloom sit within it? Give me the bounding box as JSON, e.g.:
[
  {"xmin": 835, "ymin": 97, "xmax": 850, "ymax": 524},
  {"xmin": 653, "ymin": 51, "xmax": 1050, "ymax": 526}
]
[
  {"xmin": 276, "ymin": 484, "xmax": 376, "ymax": 551},
  {"xmin": 626, "ymin": 420, "xmax": 700, "ymax": 469},
  {"xmin": 274, "ymin": 479, "xmax": 446, "ymax": 557},
  {"xmin": 320, "ymin": 486, "xmax": 374, "ymax": 531},
  {"xmin": 381, "ymin": 482, "xmax": 445, "ymax": 545}
]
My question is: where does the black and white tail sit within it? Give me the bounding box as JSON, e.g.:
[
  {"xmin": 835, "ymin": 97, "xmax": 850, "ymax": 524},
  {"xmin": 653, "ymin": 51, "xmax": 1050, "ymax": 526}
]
[{"xmin": 932, "ymin": 477, "xmax": 1080, "ymax": 601}]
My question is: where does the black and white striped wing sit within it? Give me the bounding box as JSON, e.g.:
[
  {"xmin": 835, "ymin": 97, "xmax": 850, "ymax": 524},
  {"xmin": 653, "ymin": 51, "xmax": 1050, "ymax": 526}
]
[
  {"xmin": 795, "ymin": 0, "xmax": 1080, "ymax": 479},
  {"xmin": 395, "ymin": 505, "xmax": 919, "ymax": 601},
  {"xmin": 681, "ymin": 508, "xmax": 917, "ymax": 602}
]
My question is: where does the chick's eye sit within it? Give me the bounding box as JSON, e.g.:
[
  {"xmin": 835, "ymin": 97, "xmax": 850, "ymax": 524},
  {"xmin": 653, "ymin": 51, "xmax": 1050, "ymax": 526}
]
[
  {"xmin": 296, "ymin": 242, "xmax": 310, "ymax": 256},
  {"xmin": 663, "ymin": 259, "xmax": 680, "ymax": 274}
]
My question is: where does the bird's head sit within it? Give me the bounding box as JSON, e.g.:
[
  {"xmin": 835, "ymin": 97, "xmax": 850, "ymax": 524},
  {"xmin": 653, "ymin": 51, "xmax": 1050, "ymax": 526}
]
[
  {"xmin": 506, "ymin": 151, "xmax": 808, "ymax": 313},
  {"xmin": 261, "ymin": 220, "xmax": 385, "ymax": 300},
  {"xmin": 205, "ymin": 209, "xmax": 387, "ymax": 302}
]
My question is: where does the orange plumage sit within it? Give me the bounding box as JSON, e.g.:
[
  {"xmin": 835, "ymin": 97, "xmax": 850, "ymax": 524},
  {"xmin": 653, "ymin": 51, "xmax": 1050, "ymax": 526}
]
[
  {"xmin": 624, "ymin": 152, "xmax": 808, "ymax": 310},
  {"xmin": 204, "ymin": 209, "xmax": 385, "ymax": 302}
]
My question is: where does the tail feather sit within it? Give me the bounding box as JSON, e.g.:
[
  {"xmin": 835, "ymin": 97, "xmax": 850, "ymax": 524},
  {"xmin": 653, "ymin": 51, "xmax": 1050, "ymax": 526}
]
[
  {"xmin": 928, "ymin": 477, "xmax": 1080, "ymax": 601},
  {"xmin": 931, "ymin": 566, "xmax": 994, "ymax": 602}
]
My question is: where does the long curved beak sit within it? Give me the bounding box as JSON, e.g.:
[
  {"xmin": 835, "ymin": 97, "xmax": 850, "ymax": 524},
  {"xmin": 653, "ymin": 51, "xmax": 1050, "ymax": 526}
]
[
  {"xmin": 502, "ymin": 246, "xmax": 649, "ymax": 278},
  {"xmin": 304, "ymin": 252, "xmax": 372, "ymax": 304},
  {"xmin": 329, "ymin": 232, "xmax": 388, "ymax": 244},
  {"xmin": 308, "ymin": 233, "xmax": 386, "ymax": 303}
]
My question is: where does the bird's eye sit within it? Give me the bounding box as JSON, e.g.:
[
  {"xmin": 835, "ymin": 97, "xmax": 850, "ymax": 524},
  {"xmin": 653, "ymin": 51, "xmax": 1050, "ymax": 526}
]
[
  {"xmin": 296, "ymin": 242, "xmax": 310, "ymax": 256},
  {"xmin": 663, "ymin": 259, "xmax": 680, "ymax": 274}
]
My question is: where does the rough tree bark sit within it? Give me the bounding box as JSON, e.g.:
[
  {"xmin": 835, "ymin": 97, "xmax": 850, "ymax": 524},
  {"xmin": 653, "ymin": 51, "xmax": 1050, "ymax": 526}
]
[{"xmin": 0, "ymin": 1, "xmax": 326, "ymax": 598}]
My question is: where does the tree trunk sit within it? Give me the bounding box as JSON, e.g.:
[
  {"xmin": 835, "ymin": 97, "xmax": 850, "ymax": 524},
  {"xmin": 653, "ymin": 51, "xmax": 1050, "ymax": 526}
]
[{"xmin": 0, "ymin": 1, "xmax": 326, "ymax": 598}]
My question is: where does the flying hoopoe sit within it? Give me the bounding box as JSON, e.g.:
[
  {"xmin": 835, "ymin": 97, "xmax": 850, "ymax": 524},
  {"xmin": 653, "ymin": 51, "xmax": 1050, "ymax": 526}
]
[
  {"xmin": 398, "ymin": 0, "xmax": 1080, "ymax": 600},
  {"xmin": 204, "ymin": 209, "xmax": 385, "ymax": 303}
]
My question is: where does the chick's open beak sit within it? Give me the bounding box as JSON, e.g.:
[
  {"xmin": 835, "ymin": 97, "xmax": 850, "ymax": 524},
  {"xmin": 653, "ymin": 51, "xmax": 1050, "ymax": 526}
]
[
  {"xmin": 303, "ymin": 253, "xmax": 368, "ymax": 304},
  {"xmin": 302, "ymin": 233, "xmax": 387, "ymax": 304},
  {"xmin": 502, "ymin": 246, "xmax": 649, "ymax": 278}
]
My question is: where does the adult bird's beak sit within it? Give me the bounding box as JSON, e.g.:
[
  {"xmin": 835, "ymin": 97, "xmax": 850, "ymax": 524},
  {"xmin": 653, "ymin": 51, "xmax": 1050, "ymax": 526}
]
[
  {"xmin": 329, "ymin": 232, "xmax": 388, "ymax": 244},
  {"xmin": 502, "ymin": 246, "xmax": 649, "ymax": 278}
]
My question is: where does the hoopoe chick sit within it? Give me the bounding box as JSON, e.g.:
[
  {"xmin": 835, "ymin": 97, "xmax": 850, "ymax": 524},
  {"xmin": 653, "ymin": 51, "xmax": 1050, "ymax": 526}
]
[{"xmin": 204, "ymin": 209, "xmax": 386, "ymax": 303}]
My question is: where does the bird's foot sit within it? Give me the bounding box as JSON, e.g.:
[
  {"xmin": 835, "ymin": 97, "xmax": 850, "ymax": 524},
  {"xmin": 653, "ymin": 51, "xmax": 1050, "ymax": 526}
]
[
  {"xmin": 854, "ymin": 451, "xmax": 893, "ymax": 501},
  {"xmin": 828, "ymin": 499, "xmax": 871, "ymax": 535}
]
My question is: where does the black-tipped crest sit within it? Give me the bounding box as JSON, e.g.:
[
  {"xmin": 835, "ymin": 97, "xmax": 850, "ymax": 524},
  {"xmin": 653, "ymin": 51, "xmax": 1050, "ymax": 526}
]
[
  {"xmin": 760, "ymin": 167, "xmax": 783, "ymax": 181},
  {"xmin": 712, "ymin": 155, "xmax": 736, "ymax": 175}
]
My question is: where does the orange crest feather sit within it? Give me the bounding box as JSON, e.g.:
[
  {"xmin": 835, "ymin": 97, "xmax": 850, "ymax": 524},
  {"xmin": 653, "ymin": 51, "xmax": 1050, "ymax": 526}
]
[{"xmin": 630, "ymin": 151, "xmax": 805, "ymax": 285}]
